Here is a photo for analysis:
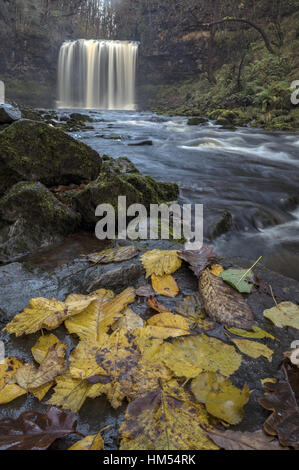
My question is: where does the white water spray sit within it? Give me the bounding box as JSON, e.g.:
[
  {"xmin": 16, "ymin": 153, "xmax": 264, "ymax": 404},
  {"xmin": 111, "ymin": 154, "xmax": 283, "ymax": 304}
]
[{"xmin": 57, "ymin": 39, "xmax": 138, "ymax": 110}]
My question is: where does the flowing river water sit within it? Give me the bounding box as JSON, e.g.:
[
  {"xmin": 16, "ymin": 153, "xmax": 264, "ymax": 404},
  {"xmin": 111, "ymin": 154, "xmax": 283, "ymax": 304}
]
[{"xmin": 62, "ymin": 110, "xmax": 299, "ymax": 281}]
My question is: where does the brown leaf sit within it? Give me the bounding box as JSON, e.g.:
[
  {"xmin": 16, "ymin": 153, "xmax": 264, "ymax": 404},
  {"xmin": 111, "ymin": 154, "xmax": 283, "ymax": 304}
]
[
  {"xmin": 259, "ymin": 361, "xmax": 299, "ymax": 449},
  {"xmin": 199, "ymin": 269, "xmax": 254, "ymax": 330},
  {"xmin": 179, "ymin": 245, "xmax": 218, "ymax": 277},
  {"xmin": 207, "ymin": 428, "xmax": 288, "ymax": 450},
  {"xmin": 0, "ymin": 407, "xmax": 77, "ymax": 450},
  {"xmin": 146, "ymin": 297, "xmax": 170, "ymax": 313}
]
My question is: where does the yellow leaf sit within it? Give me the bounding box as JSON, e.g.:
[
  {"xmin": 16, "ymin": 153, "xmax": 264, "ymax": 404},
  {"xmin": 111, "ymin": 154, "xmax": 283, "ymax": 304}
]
[
  {"xmin": 111, "ymin": 307, "xmax": 144, "ymax": 332},
  {"xmin": 160, "ymin": 334, "xmax": 242, "ymax": 379},
  {"xmin": 263, "ymin": 302, "xmax": 299, "ymax": 330},
  {"xmin": 231, "ymin": 338, "xmax": 273, "ymax": 361},
  {"xmin": 191, "ymin": 372, "xmax": 250, "ymax": 425},
  {"xmin": 31, "ymin": 333, "xmax": 66, "ymax": 364},
  {"xmin": 68, "ymin": 432, "xmax": 104, "ymax": 450},
  {"xmin": 30, "ymin": 382, "xmax": 54, "ymax": 401},
  {"xmin": 70, "ymin": 330, "xmax": 141, "ymax": 409},
  {"xmin": 151, "ymin": 274, "xmax": 179, "ymax": 297},
  {"xmin": 226, "ymin": 325, "xmax": 276, "ymax": 341},
  {"xmin": 65, "ymin": 288, "xmax": 134, "ymax": 343},
  {"xmin": 141, "ymin": 250, "xmax": 182, "ymax": 278},
  {"xmin": 46, "ymin": 374, "xmax": 91, "ymax": 412},
  {"xmin": 14, "ymin": 343, "xmax": 67, "ymax": 390},
  {"xmin": 261, "ymin": 378, "xmax": 277, "ymax": 386},
  {"xmin": 119, "ymin": 380, "xmax": 218, "ymax": 450},
  {"xmin": 210, "ymin": 264, "xmax": 224, "ymax": 276},
  {"xmin": 146, "ymin": 312, "xmax": 191, "ymax": 339},
  {"xmin": 0, "ymin": 357, "xmax": 26, "ymax": 404},
  {"xmin": 4, "ymin": 295, "xmax": 95, "ymax": 336}
]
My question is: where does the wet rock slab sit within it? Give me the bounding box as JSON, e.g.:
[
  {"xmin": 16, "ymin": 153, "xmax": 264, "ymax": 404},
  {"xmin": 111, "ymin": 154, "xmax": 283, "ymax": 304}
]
[{"xmin": 0, "ymin": 240, "xmax": 298, "ymax": 448}]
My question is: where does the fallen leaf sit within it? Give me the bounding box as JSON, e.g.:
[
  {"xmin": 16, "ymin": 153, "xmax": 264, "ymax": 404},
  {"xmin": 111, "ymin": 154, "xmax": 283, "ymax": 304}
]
[
  {"xmin": 0, "ymin": 357, "xmax": 26, "ymax": 405},
  {"xmin": 160, "ymin": 334, "xmax": 242, "ymax": 379},
  {"xmin": 174, "ymin": 294, "xmax": 202, "ymax": 322},
  {"xmin": 141, "ymin": 250, "xmax": 182, "ymax": 278},
  {"xmin": 112, "ymin": 307, "xmax": 144, "ymax": 332},
  {"xmin": 68, "ymin": 431, "xmax": 104, "ymax": 450},
  {"xmin": 199, "ymin": 269, "xmax": 254, "ymax": 330},
  {"xmin": 191, "ymin": 372, "xmax": 250, "ymax": 424},
  {"xmin": 263, "ymin": 302, "xmax": 299, "ymax": 330},
  {"xmin": 0, "ymin": 407, "xmax": 77, "ymax": 450},
  {"xmin": 207, "ymin": 428, "xmax": 287, "ymax": 450},
  {"xmin": 14, "ymin": 343, "xmax": 67, "ymax": 390},
  {"xmin": 65, "ymin": 288, "xmax": 134, "ymax": 343},
  {"xmin": 4, "ymin": 296, "xmax": 94, "ymax": 336},
  {"xmin": 31, "ymin": 334, "xmax": 66, "ymax": 364},
  {"xmin": 151, "ymin": 274, "xmax": 179, "ymax": 297},
  {"xmin": 146, "ymin": 312, "xmax": 191, "ymax": 339},
  {"xmin": 210, "ymin": 264, "xmax": 224, "ymax": 276},
  {"xmin": 259, "ymin": 361, "xmax": 299, "ymax": 449},
  {"xmin": 179, "ymin": 245, "xmax": 218, "ymax": 277},
  {"xmin": 221, "ymin": 269, "xmax": 254, "ymax": 294},
  {"xmin": 87, "ymin": 245, "xmax": 139, "ymax": 264},
  {"xmin": 230, "ymin": 338, "xmax": 273, "ymax": 361},
  {"xmin": 47, "ymin": 373, "xmax": 91, "ymax": 412},
  {"xmin": 225, "ymin": 325, "xmax": 276, "ymax": 340},
  {"xmin": 261, "ymin": 378, "xmax": 277, "ymax": 386},
  {"xmin": 119, "ymin": 380, "xmax": 218, "ymax": 450},
  {"xmin": 147, "ymin": 297, "xmax": 170, "ymax": 313}
]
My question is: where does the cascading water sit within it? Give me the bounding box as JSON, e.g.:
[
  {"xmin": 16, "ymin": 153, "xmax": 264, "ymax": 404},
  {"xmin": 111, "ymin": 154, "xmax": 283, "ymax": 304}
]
[{"xmin": 57, "ymin": 39, "xmax": 138, "ymax": 110}]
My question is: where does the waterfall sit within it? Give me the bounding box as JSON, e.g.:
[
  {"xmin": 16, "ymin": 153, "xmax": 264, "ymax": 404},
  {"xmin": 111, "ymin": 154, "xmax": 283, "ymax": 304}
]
[{"xmin": 57, "ymin": 39, "xmax": 138, "ymax": 110}]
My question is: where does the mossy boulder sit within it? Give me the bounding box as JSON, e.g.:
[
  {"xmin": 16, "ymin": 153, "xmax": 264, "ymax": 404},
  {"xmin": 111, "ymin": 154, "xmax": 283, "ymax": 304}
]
[
  {"xmin": 61, "ymin": 173, "xmax": 179, "ymax": 229},
  {"xmin": 101, "ymin": 156, "xmax": 141, "ymax": 175},
  {"xmin": 208, "ymin": 109, "xmax": 247, "ymax": 128},
  {"xmin": 0, "ymin": 120, "xmax": 102, "ymax": 195},
  {"xmin": 0, "ymin": 182, "xmax": 81, "ymax": 262},
  {"xmin": 187, "ymin": 117, "xmax": 208, "ymax": 126}
]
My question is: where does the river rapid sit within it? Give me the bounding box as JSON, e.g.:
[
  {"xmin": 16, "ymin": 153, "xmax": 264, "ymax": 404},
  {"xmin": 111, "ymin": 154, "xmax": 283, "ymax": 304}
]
[{"xmin": 61, "ymin": 110, "xmax": 299, "ymax": 281}]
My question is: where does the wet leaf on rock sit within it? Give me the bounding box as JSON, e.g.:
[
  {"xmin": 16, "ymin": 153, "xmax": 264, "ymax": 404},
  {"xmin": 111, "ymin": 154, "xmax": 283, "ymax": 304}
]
[
  {"xmin": 160, "ymin": 334, "xmax": 242, "ymax": 379},
  {"xmin": 146, "ymin": 312, "xmax": 191, "ymax": 339},
  {"xmin": 221, "ymin": 269, "xmax": 254, "ymax": 294},
  {"xmin": 68, "ymin": 431, "xmax": 104, "ymax": 450},
  {"xmin": 199, "ymin": 269, "xmax": 254, "ymax": 330},
  {"xmin": 191, "ymin": 371, "xmax": 250, "ymax": 425},
  {"xmin": 225, "ymin": 325, "xmax": 276, "ymax": 340},
  {"xmin": 0, "ymin": 407, "xmax": 77, "ymax": 450},
  {"xmin": 4, "ymin": 295, "xmax": 97, "ymax": 336},
  {"xmin": 46, "ymin": 373, "xmax": 91, "ymax": 412},
  {"xmin": 259, "ymin": 361, "xmax": 299, "ymax": 449},
  {"xmin": 263, "ymin": 302, "xmax": 299, "ymax": 330},
  {"xmin": 141, "ymin": 250, "xmax": 182, "ymax": 278},
  {"xmin": 0, "ymin": 357, "xmax": 26, "ymax": 405},
  {"xmin": 146, "ymin": 297, "xmax": 170, "ymax": 313},
  {"xmin": 230, "ymin": 338, "xmax": 274, "ymax": 361},
  {"xmin": 119, "ymin": 380, "xmax": 219, "ymax": 450},
  {"xmin": 135, "ymin": 285, "xmax": 155, "ymax": 298},
  {"xmin": 207, "ymin": 429, "xmax": 288, "ymax": 450},
  {"xmin": 174, "ymin": 294, "xmax": 202, "ymax": 322},
  {"xmin": 179, "ymin": 245, "xmax": 218, "ymax": 277},
  {"xmin": 87, "ymin": 245, "xmax": 139, "ymax": 264},
  {"xmin": 151, "ymin": 274, "xmax": 179, "ymax": 297}
]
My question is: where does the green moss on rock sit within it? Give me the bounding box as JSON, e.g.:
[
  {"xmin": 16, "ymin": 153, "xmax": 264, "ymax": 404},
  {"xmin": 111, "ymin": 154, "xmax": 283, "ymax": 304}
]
[{"xmin": 0, "ymin": 120, "xmax": 102, "ymax": 195}]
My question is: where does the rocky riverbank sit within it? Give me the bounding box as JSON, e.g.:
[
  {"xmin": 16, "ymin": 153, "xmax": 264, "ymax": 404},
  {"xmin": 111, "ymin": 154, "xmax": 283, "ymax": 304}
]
[{"xmin": 0, "ymin": 104, "xmax": 178, "ymax": 264}]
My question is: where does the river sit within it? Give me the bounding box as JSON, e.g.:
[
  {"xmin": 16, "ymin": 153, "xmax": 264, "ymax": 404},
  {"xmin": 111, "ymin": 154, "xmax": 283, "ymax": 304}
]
[{"xmin": 61, "ymin": 109, "xmax": 299, "ymax": 281}]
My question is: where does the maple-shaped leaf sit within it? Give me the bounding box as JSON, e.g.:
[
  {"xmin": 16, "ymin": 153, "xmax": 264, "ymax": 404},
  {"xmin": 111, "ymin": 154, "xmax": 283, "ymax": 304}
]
[
  {"xmin": 207, "ymin": 429, "xmax": 288, "ymax": 450},
  {"xmin": 199, "ymin": 269, "xmax": 254, "ymax": 330},
  {"xmin": 179, "ymin": 245, "xmax": 218, "ymax": 277},
  {"xmin": 0, "ymin": 407, "xmax": 77, "ymax": 450},
  {"xmin": 0, "ymin": 357, "xmax": 26, "ymax": 405},
  {"xmin": 119, "ymin": 380, "xmax": 218, "ymax": 450},
  {"xmin": 259, "ymin": 360, "xmax": 299, "ymax": 449}
]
